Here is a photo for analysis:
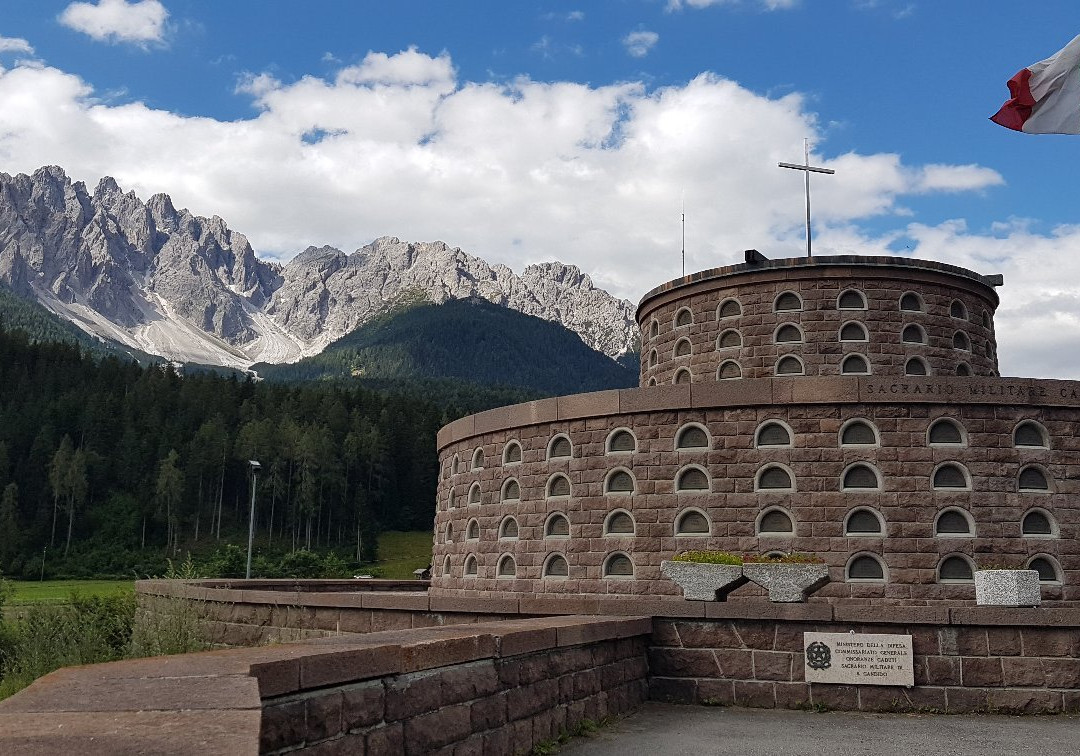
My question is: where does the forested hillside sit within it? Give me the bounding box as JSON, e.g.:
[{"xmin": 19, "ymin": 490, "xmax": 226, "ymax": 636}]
[
  {"xmin": 256, "ymin": 297, "xmax": 638, "ymax": 394},
  {"xmin": 0, "ymin": 325, "xmax": 531, "ymax": 578},
  {"xmin": 0, "ymin": 285, "xmax": 115, "ymax": 356}
]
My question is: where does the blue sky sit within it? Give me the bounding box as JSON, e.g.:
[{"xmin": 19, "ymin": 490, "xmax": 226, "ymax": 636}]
[{"xmin": 2, "ymin": 1, "xmax": 1080, "ymax": 376}]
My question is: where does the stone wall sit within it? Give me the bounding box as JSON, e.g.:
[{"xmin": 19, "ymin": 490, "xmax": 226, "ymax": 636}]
[
  {"xmin": 136, "ymin": 579, "xmax": 520, "ymax": 647},
  {"xmin": 648, "ymin": 604, "xmax": 1080, "ymax": 714},
  {"xmin": 7, "ymin": 591, "xmax": 1080, "ymax": 754},
  {"xmin": 0, "ymin": 613, "xmax": 651, "ymax": 755},
  {"xmin": 636, "ymin": 256, "xmax": 1000, "ymax": 385},
  {"xmin": 260, "ymin": 620, "xmax": 649, "ymax": 754},
  {"xmin": 432, "ymin": 378, "xmax": 1080, "ymax": 602}
]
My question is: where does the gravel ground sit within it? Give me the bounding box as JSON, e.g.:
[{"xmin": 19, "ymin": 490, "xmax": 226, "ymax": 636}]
[{"xmin": 560, "ymin": 703, "xmax": 1080, "ymax": 756}]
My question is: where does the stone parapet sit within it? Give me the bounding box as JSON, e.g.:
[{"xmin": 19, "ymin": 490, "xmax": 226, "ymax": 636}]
[
  {"xmin": 6, "ymin": 591, "xmax": 1080, "ymax": 754},
  {"xmin": 0, "ymin": 613, "xmax": 651, "ymax": 755}
]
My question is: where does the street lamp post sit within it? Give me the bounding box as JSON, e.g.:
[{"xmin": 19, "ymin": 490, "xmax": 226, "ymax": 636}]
[{"xmin": 246, "ymin": 460, "xmax": 261, "ymax": 580}]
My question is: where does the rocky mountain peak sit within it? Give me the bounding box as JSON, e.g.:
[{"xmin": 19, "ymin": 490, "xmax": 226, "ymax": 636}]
[{"xmin": 0, "ymin": 167, "xmax": 639, "ymax": 368}]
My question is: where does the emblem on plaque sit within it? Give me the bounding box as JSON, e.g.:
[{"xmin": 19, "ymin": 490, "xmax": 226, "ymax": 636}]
[{"xmin": 805, "ymin": 641, "xmax": 832, "ymax": 670}]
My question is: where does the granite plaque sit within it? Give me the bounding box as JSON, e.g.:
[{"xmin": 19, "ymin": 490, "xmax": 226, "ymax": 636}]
[{"xmin": 803, "ymin": 632, "xmax": 914, "ymax": 686}]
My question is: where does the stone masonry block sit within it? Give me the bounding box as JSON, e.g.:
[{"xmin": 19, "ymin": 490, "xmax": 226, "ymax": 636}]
[
  {"xmin": 260, "ymin": 700, "xmax": 306, "ymax": 753},
  {"xmin": 648, "ymin": 677, "xmax": 697, "ymax": 704},
  {"xmin": 305, "ymin": 690, "xmax": 344, "ymax": 742},
  {"xmin": 732, "ymin": 680, "xmax": 775, "ymax": 708},
  {"xmin": 471, "ymin": 692, "xmax": 509, "ymax": 731},
  {"xmin": 752, "ymin": 650, "xmax": 793, "ymax": 681},
  {"xmin": 507, "ymin": 678, "xmax": 560, "ymax": 721},
  {"xmin": 384, "ymin": 669, "xmax": 445, "ymax": 722},
  {"xmin": 402, "ymin": 702, "xmax": 472, "ymax": 755},
  {"xmin": 365, "ymin": 722, "xmax": 404, "ymax": 755},
  {"xmin": 646, "ymin": 648, "xmax": 720, "ymax": 678},
  {"xmin": 961, "ymin": 657, "xmax": 1004, "ymax": 687},
  {"xmin": 341, "ymin": 680, "xmax": 385, "ymax": 731}
]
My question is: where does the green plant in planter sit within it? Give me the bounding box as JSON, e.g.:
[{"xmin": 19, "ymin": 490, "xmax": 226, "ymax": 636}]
[
  {"xmin": 671, "ymin": 550, "xmax": 743, "ymax": 565},
  {"xmin": 742, "ymin": 552, "xmax": 824, "ymax": 564}
]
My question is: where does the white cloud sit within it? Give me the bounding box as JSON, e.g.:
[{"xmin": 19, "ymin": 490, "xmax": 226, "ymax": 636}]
[
  {"xmin": 876, "ymin": 220, "xmax": 1080, "ymax": 379},
  {"xmin": 623, "ymin": 30, "xmax": 659, "ymax": 58},
  {"xmin": 2, "ymin": 47, "xmax": 1078, "ymax": 376},
  {"xmin": 913, "ymin": 164, "xmax": 1004, "ymax": 193},
  {"xmin": 542, "ymin": 10, "xmax": 585, "ymax": 21},
  {"xmin": 0, "ymin": 36, "xmax": 34, "ymax": 55},
  {"xmin": 530, "ymin": 35, "xmax": 584, "ymax": 60},
  {"xmin": 667, "ymin": 0, "xmax": 799, "ymax": 10},
  {"xmin": 58, "ymin": 0, "xmax": 168, "ymax": 47},
  {"xmin": 336, "ymin": 48, "xmax": 455, "ymax": 87}
]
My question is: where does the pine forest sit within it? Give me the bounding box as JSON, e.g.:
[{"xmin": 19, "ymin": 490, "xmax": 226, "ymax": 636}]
[{"xmin": 0, "ymin": 324, "xmax": 530, "ymax": 579}]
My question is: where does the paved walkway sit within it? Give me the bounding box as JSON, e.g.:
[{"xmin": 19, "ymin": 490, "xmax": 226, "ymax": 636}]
[{"xmin": 561, "ymin": 703, "xmax": 1080, "ymax": 756}]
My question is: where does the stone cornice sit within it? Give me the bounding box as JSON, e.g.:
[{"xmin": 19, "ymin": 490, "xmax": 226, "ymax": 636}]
[
  {"xmin": 636, "ymin": 254, "xmax": 1001, "ymax": 322},
  {"xmin": 437, "ymin": 376, "xmax": 1080, "ymax": 450}
]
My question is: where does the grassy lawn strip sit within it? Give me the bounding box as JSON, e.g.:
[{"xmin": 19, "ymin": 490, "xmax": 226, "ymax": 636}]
[
  {"xmin": 9, "ymin": 580, "xmax": 135, "ymax": 605},
  {"xmin": 6, "ymin": 529, "xmax": 433, "ymax": 602},
  {"xmin": 367, "ymin": 530, "xmax": 433, "ymax": 580}
]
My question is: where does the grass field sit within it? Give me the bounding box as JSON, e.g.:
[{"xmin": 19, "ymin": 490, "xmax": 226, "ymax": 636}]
[
  {"xmin": 8, "ymin": 580, "xmax": 135, "ymax": 605},
  {"xmin": 370, "ymin": 530, "xmax": 433, "ymax": 579},
  {"xmin": 5, "ymin": 530, "xmax": 433, "ymax": 602}
]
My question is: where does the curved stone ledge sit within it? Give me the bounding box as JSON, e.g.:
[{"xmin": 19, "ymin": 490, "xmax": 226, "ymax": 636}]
[
  {"xmin": 438, "ymin": 377, "xmax": 1080, "ymax": 449},
  {"xmin": 637, "ymin": 255, "xmax": 1000, "ymax": 310},
  {"xmin": 138, "ymin": 580, "xmax": 1080, "ymax": 623}
]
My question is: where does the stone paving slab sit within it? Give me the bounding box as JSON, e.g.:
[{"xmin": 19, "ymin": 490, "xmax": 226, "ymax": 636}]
[
  {"xmin": 561, "ymin": 702, "xmax": 1080, "ymax": 756},
  {"xmin": 0, "ymin": 710, "xmax": 259, "ymax": 755}
]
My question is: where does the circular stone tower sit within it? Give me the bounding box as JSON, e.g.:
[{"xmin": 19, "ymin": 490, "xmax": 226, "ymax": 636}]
[{"xmin": 429, "ymin": 255, "xmax": 1080, "ymax": 605}]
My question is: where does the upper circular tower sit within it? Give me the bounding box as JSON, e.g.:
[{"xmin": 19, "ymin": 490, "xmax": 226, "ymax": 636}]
[{"xmin": 637, "ymin": 255, "xmax": 1001, "ymax": 386}]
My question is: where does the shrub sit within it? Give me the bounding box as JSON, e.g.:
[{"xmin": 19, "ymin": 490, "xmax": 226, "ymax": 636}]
[
  {"xmin": 277, "ymin": 549, "xmax": 324, "ymax": 579},
  {"xmin": 0, "ymin": 572, "xmax": 14, "ymax": 673},
  {"xmin": 321, "ymin": 551, "xmax": 351, "ymax": 578},
  {"xmin": 129, "ymin": 594, "xmax": 212, "ymax": 659},
  {"xmin": 0, "ymin": 593, "xmax": 136, "ymax": 700},
  {"xmin": 206, "ymin": 544, "xmax": 246, "ymax": 578},
  {"xmin": 671, "ymin": 551, "xmax": 743, "ymax": 565},
  {"xmin": 164, "ymin": 553, "xmax": 205, "ymax": 580}
]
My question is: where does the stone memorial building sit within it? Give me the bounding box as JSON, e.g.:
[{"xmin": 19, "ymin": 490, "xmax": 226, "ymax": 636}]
[
  {"xmin": 9, "ymin": 253, "xmax": 1080, "ymax": 751},
  {"xmin": 430, "ymin": 254, "xmax": 1079, "ymax": 604}
]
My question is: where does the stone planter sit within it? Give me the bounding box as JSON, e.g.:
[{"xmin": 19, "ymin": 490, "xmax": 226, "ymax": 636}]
[
  {"xmin": 660, "ymin": 561, "xmax": 747, "ymax": 601},
  {"xmin": 974, "ymin": 569, "xmax": 1041, "ymax": 607},
  {"xmin": 742, "ymin": 562, "xmax": 829, "ymax": 603}
]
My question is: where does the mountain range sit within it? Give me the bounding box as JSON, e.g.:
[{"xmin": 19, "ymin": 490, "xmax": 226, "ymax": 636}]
[{"xmin": 0, "ymin": 166, "xmax": 638, "ymax": 370}]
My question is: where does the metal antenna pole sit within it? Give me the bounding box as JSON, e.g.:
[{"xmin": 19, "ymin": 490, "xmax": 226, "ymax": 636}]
[
  {"xmin": 779, "ymin": 138, "xmax": 835, "ymax": 259},
  {"xmin": 246, "ymin": 460, "xmax": 261, "ymax": 579},
  {"xmin": 681, "ymin": 210, "xmax": 685, "ymax": 277},
  {"xmin": 802, "ymin": 139, "xmax": 812, "ymax": 258}
]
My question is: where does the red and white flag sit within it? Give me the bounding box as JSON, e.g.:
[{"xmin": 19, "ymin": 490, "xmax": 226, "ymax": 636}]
[{"xmin": 991, "ymin": 34, "xmax": 1080, "ymax": 134}]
